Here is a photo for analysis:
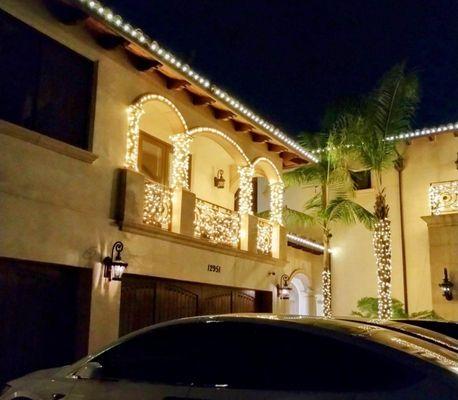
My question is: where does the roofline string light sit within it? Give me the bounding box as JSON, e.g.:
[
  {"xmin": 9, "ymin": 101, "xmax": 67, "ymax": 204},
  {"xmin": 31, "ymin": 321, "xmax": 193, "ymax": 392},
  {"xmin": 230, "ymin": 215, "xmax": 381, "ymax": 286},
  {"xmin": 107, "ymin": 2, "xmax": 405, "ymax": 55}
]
[{"xmin": 76, "ymin": 0, "xmax": 318, "ymax": 163}]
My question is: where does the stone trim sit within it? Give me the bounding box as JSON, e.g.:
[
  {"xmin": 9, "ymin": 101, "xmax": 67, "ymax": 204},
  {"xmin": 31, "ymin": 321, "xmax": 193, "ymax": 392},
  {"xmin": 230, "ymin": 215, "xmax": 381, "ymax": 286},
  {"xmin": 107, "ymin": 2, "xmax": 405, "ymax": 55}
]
[{"xmin": 0, "ymin": 119, "xmax": 98, "ymax": 164}]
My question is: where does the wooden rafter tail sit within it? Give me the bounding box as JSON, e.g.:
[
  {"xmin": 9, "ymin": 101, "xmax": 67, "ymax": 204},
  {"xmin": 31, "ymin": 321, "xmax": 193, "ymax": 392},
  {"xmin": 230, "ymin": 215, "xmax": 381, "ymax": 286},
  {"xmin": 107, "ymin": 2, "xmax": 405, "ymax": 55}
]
[
  {"xmin": 44, "ymin": 0, "xmax": 88, "ymax": 24},
  {"xmin": 231, "ymin": 120, "xmax": 253, "ymax": 132},
  {"xmin": 250, "ymin": 132, "xmax": 271, "ymax": 143},
  {"xmin": 85, "ymin": 18, "xmax": 126, "ymax": 49},
  {"xmin": 211, "ymin": 107, "xmax": 236, "ymax": 121}
]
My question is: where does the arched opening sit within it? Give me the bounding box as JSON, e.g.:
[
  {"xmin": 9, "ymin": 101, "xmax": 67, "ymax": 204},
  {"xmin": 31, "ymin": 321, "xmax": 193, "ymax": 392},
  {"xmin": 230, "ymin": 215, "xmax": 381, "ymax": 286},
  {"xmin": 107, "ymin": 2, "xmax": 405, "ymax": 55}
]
[
  {"xmin": 187, "ymin": 127, "xmax": 250, "ymax": 211},
  {"xmin": 290, "ymin": 274, "xmax": 313, "ymax": 315},
  {"xmin": 124, "ymin": 94, "xmax": 187, "ymax": 183},
  {"xmin": 252, "ymin": 157, "xmax": 284, "ymax": 225}
]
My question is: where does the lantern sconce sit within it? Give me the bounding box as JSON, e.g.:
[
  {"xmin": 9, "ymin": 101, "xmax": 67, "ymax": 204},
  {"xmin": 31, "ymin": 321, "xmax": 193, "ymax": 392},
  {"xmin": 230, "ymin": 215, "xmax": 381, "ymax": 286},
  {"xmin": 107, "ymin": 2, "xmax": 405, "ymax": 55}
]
[
  {"xmin": 439, "ymin": 268, "xmax": 454, "ymax": 301},
  {"xmin": 214, "ymin": 169, "xmax": 225, "ymax": 189},
  {"xmin": 103, "ymin": 241, "xmax": 128, "ymax": 281},
  {"xmin": 277, "ymin": 273, "xmax": 292, "ymax": 300}
]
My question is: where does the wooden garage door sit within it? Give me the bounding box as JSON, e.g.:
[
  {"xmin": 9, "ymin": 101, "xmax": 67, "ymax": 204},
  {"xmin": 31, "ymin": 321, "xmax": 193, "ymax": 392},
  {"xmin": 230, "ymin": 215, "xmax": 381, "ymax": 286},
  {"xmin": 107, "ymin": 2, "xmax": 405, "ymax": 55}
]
[
  {"xmin": 0, "ymin": 258, "xmax": 91, "ymax": 383},
  {"xmin": 119, "ymin": 275, "xmax": 272, "ymax": 336}
]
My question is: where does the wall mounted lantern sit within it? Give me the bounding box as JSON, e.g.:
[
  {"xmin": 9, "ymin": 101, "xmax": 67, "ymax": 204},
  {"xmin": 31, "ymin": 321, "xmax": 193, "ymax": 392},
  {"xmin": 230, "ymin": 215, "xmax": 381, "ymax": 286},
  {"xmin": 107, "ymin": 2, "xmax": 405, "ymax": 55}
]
[
  {"xmin": 103, "ymin": 241, "xmax": 128, "ymax": 281},
  {"xmin": 439, "ymin": 268, "xmax": 454, "ymax": 301},
  {"xmin": 214, "ymin": 169, "xmax": 225, "ymax": 189},
  {"xmin": 277, "ymin": 273, "xmax": 292, "ymax": 300}
]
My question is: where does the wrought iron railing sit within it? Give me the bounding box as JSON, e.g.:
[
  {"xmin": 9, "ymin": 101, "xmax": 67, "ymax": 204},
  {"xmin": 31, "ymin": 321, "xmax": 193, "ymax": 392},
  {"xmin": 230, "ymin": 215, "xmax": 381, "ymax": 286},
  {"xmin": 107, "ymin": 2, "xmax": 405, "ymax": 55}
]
[
  {"xmin": 194, "ymin": 199, "xmax": 240, "ymax": 247},
  {"xmin": 143, "ymin": 180, "xmax": 173, "ymax": 229},
  {"xmin": 257, "ymin": 218, "xmax": 273, "ymax": 255},
  {"xmin": 429, "ymin": 180, "xmax": 458, "ymax": 215}
]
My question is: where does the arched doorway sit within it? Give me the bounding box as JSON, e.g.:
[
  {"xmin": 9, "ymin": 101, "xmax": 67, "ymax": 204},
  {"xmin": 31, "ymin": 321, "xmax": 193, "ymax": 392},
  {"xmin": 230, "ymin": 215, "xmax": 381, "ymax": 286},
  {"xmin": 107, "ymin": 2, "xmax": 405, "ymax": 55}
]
[{"xmin": 289, "ymin": 273, "xmax": 314, "ymax": 315}]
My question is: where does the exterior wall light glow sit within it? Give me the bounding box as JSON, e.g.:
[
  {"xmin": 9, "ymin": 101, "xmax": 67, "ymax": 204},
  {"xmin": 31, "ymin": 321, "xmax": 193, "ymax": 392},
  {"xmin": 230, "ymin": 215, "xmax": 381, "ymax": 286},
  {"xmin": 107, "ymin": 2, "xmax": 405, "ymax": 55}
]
[
  {"xmin": 103, "ymin": 241, "xmax": 128, "ymax": 281},
  {"xmin": 439, "ymin": 268, "xmax": 454, "ymax": 301},
  {"xmin": 214, "ymin": 169, "xmax": 225, "ymax": 189}
]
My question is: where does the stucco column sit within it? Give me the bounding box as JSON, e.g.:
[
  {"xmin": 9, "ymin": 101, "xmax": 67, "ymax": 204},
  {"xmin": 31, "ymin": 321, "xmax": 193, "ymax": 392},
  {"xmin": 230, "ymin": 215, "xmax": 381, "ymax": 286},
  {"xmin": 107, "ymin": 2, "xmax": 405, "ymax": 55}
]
[
  {"xmin": 119, "ymin": 168, "xmax": 145, "ymax": 226},
  {"xmin": 171, "ymin": 187, "xmax": 196, "ymax": 236}
]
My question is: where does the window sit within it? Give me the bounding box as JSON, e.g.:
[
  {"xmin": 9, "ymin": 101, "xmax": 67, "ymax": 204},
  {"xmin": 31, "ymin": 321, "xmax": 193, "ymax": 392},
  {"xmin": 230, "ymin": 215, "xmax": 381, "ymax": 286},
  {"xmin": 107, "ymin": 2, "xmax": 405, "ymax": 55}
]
[
  {"xmin": 138, "ymin": 132, "xmax": 171, "ymax": 185},
  {"xmin": 93, "ymin": 321, "xmax": 424, "ymax": 391},
  {"xmin": 0, "ymin": 10, "xmax": 95, "ymax": 150},
  {"xmin": 351, "ymin": 169, "xmax": 372, "ymax": 190}
]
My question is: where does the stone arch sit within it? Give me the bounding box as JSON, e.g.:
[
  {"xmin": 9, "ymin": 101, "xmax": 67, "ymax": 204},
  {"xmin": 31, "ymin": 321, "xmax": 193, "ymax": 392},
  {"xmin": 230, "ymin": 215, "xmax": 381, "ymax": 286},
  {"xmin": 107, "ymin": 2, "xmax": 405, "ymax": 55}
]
[
  {"xmin": 252, "ymin": 157, "xmax": 282, "ymax": 183},
  {"xmin": 125, "ymin": 93, "xmax": 188, "ymax": 170}
]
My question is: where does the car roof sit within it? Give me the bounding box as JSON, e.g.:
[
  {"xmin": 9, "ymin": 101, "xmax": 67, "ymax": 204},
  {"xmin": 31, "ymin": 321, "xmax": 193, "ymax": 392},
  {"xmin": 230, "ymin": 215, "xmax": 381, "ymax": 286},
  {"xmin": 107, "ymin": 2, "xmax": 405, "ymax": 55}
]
[
  {"xmin": 339, "ymin": 316, "xmax": 458, "ymax": 353},
  {"xmin": 82, "ymin": 314, "xmax": 458, "ymax": 376}
]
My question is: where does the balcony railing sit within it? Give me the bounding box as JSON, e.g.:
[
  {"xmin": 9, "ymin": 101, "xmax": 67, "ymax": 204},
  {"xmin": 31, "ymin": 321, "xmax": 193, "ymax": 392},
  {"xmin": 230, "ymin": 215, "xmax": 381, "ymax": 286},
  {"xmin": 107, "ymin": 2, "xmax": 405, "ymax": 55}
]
[
  {"xmin": 256, "ymin": 218, "xmax": 273, "ymax": 255},
  {"xmin": 143, "ymin": 180, "xmax": 173, "ymax": 229},
  {"xmin": 429, "ymin": 180, "xmax": 458, "ymax": 215},
  {"xmin": 194, "ymin": 198, "xmax": 240, "ymax": 248},
  {"xmin": 120, "ymin": 169, "xmax": 286, "ymax": 260}
]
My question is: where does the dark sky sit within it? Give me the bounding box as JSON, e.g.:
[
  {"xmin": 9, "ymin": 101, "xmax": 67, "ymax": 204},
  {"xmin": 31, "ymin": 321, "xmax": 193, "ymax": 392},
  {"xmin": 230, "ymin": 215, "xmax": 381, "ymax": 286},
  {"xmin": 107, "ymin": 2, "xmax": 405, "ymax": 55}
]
[{"xmin": 104, "ymin": 0, "xmax": 458, "ymax": 135}]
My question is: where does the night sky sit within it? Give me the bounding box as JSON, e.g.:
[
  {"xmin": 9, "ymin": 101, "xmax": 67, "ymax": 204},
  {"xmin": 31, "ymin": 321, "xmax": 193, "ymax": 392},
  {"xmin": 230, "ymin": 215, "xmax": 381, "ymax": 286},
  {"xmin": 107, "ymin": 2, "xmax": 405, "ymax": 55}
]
[{"xmin": 104, "ymin": 0, "xmax": 458, "ymax": 135}]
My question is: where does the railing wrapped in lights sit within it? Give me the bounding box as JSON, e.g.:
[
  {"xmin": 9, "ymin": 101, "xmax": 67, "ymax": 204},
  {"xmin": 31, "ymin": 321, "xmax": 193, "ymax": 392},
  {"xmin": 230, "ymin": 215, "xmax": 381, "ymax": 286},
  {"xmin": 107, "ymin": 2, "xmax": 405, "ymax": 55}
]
[
  {"xmin": 143, "ymin": 180, "xmax": 173, "ymax": 229},
  {"xmin": 429, "ymin": 180, "xmax": 458, "ymax": 215},
  {"xmin": 194, "ymin": 199, "xmax": 240, "ymax": 247},
  {"xmin": 257, "ymin": 218, "xmax": 273, "ymax": 255}
]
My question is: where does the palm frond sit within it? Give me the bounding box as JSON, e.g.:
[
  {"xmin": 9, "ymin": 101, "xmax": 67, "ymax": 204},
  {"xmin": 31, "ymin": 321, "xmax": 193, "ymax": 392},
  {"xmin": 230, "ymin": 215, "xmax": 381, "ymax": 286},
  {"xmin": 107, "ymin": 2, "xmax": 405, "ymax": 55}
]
[
  {"xmin": 325, "ymin": 197, "xmax": 375, "ymax": 229},
  {"xmin": 283, "ymin": 164, "xmax": 323, "ymax": 187},
  {"xmin": 283, "ymin": 207, "xmax": 318, "ymax": 230}
]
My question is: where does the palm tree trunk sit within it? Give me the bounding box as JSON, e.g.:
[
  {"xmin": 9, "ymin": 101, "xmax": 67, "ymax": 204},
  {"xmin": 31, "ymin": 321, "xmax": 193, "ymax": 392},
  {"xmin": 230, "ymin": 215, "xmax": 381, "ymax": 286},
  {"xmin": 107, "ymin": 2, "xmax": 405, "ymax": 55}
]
[
  {"xmin": 373, "ymin": 190, "xmax": 392, "ymax": 319},
  {"xmin": 322, "ymin": 232, "xmax": 332, "ymax": 318}
]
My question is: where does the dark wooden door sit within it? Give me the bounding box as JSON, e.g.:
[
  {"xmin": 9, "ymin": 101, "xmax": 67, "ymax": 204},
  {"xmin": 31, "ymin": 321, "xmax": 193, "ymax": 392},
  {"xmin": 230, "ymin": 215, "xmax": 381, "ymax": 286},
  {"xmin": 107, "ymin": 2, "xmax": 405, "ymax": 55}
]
[
  {"xmin": 119, "ymin": 275, "xmax": 273, "ymax": 336},
  {"xmin": 0, "ymin": 258, "xmax": 91, "ymax": 383}
]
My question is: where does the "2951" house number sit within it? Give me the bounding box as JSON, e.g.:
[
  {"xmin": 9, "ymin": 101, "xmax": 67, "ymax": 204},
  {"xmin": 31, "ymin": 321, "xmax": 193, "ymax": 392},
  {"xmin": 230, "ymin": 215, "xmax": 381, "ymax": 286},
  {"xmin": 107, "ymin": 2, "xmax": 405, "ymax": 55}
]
[{"xmin": 208, "ymin": 264, "xmax": 221, "ymax": 273}]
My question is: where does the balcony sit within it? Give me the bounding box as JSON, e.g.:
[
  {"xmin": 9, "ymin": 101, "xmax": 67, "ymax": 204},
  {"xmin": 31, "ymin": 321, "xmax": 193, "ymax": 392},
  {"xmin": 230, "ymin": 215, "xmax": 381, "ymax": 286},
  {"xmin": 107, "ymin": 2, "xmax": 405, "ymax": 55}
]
[
  {"xmin": 429, "ymin": 180, "xmax": 458, "ymax": 215},
  {"xmin": 118, "ymin": 169, "xmax": 286, "ymax": 261}
]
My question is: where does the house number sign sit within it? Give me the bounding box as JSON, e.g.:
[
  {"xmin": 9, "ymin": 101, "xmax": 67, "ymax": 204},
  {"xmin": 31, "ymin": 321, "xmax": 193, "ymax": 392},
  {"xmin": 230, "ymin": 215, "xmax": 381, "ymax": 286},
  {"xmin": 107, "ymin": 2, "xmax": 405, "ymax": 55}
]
[{"xmin": 208, "ymin": 264, "xmax": 221, "ymax": 273}]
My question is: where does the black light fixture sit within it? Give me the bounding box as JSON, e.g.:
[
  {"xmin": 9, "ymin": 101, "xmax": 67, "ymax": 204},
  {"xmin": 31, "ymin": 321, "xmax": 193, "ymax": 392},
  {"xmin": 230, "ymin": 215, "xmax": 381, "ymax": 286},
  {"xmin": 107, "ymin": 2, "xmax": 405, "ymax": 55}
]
[
  {"xmin": 103, "ymin": 241, "xmax": 128, "ymax": 281},
  {"xmin": 214, "ymin": 169, "xmax": 225, "ymax": 189},
  {"xmin": 277, "ymin": 273, "xmax": 292, "ymax": 300},
  {"xmin": 439, "ymin": 268, "xmax": 454, "ymax": 301}
]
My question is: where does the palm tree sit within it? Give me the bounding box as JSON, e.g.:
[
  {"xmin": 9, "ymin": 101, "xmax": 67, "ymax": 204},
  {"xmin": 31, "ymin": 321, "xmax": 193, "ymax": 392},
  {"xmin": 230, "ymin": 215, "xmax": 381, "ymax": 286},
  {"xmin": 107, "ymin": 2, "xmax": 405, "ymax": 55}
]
[
  {"xmin": 351, "ymin": 64, "xmax": 419, "ymax": 319},
  {"xmin": 283, "ymin": 124, "xmax": 374, "ymax": 318}
]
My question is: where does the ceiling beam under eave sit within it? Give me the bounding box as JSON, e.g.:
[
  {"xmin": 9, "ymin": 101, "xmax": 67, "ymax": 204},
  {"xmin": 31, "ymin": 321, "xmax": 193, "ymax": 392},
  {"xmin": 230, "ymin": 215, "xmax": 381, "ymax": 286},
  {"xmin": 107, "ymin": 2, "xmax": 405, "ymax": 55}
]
[
  {"xmin": 290, "ymin": 157, "xmax": 308, "ymax": 165},
  {"xmin": 188, "ymin": 92, "xmax": 215, "ymax": 106},
  {"xmin": 250, "ymin": 132, "xmax": 271, "ymax": 143},
  {"xmin": 211, "ymin": 107, "xmax": 236, "ymax": 121},
  {"xmin": 125, "ymin": 50, "xmax": 162, "ymax": 71},
  {"xmin": 165, "ymin": 78, "xmax": 190, "ymax": 90},
  {"xmin": 45, "ymin": 0, "xmax": 87, "ymax": 24},
  {"xmin": 267, "ymin": 143, "xmax": 288, "ymax": 152},
  {"xmin": 85, "ymin": 18, "xmax": 126, "ymax": 49},
  {"xmin": 232, "ymin": 120, "xmax": 253, "ymax": 132},
  {"xmin": 280, "ymin": 151, "xmax": 297, "ymax": 161},
  {"xmin": 428, "ymin": 135, "xmax": 436, "ymax": 142}
]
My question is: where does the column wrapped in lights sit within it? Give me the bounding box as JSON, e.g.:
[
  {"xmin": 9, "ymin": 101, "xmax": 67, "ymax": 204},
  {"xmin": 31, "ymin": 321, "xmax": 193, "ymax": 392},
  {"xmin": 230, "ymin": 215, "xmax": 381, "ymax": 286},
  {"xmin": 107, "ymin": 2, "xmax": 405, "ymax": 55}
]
[
  {"xmin": 374, "ymin": 217, "xmax": 393, "ymax": 320},
  {"xmin": 125, "ymin": 103, "xmax": 144, "ymax": 170},
  {"xmin": 237, "ymin": 165, "xmax": 254, "ymax": 215},
  {"xmin": 322, "ymin": 269, "xmax": 332, "ymax": 318},
  {"xmin": 170, "ymin": 133, "xmax": 192, "ymax": 189},
  {"xmin": 269, "ymin": 181, "xmax": 284, "ymax": 225}
]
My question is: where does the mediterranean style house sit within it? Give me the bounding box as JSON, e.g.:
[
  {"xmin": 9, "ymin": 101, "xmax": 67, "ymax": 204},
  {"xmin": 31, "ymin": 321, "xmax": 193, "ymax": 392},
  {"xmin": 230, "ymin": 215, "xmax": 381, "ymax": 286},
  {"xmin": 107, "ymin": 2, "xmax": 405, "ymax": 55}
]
[
  {"xmin": 0, "ymin": 0, "xmax": 323, "ymax": 382},
  {"xmin": 278, "ymin": 128, "xmax": 457, "ymax": 321}
]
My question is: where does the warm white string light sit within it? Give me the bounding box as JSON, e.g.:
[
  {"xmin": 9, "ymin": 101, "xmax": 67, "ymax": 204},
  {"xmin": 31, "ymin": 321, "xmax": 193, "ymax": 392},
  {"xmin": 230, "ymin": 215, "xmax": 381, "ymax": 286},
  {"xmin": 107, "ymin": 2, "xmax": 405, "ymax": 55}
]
[
  {"xmin": 238, "ymin": 165, "xmax": 254, "ymax": 215},
  {"xmin": 257, "ymin": 219, "xmax": 273, "ymax": 255},
  {"xmin": 286, "ymin": 233, "xmax": 327, "ymax": 253},
  {"xmin": 373, "ymin": 218, "xmax": 392, "ymax": 320},
  {"xmin": 76, "ymin": 0, "xmax": 317, "ymax": 163},
  {"xmin": 125, "ymin": 94, "xmax": 188, "ymax": 171},
  {"xmin": 322, "ymin": 270, "xmax": 332, "ymax": 318},
  {"xmin": 386, "ymin": 122, "xmax": 458, "ymax": 141},
  {"xmin": 170, "ymin": 133, "xmax": 192, "ymax": 189},
  {"xmin": 269, "ymin": 181, "xmax": 284, "ymax": 225},
  {"xmin": 429, "ymin": 180, "xmax": 458, "ymax": 215},
  {"xmin": 143, "ymin": 180, "xmax": 172, "ymax": 228},
  {"xmin": 194, "ymin": 199, "xmax": 240, "ymax": 247}
]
